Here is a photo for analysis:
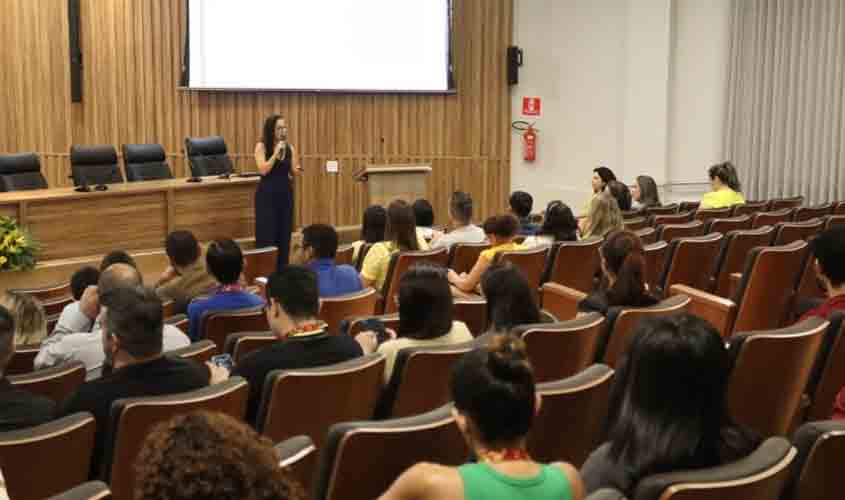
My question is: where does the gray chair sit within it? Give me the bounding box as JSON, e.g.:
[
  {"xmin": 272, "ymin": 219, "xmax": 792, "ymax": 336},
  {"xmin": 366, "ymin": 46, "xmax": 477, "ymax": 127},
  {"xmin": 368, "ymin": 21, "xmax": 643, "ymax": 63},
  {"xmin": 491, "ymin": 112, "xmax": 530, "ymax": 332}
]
[
  {"xmin": 0, "ymin": 152, "xmax": 47, "ymax": 191},
  {"xmin": 275, "ymin": 435, "xmax": 318, "ymax": 494},
  {"xmin": 786, "ymin": 420, "xmax": 845, "ymax": 500},
  {"xmin": 46, "ymin": 482, "xmax": 111, "ymax": 500},
  {"xmin": 70, "ymin": 145, "xmax": 123, "ymax": 186},
  {"xmin": 632, "ymin": 437, "xmax": 795, "ymax": 500},
  {"xmin": 121, "ymin": 143, "xmax": 173, "ymax": 181},
  {"xmin": 184, "ymin": 135, "xmax": 234, "ymax": 177},
  {"xmin": 312, "ymin": 404, "xmax": 468, "ymax": 500}
]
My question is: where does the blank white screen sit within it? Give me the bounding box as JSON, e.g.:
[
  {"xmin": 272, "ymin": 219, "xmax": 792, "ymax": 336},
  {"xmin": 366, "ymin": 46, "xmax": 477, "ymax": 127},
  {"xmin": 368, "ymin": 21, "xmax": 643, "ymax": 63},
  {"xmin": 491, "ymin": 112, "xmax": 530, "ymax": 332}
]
[{"xmin": 188, "ymin": 0, "xmax": 450, "ymax": 92}]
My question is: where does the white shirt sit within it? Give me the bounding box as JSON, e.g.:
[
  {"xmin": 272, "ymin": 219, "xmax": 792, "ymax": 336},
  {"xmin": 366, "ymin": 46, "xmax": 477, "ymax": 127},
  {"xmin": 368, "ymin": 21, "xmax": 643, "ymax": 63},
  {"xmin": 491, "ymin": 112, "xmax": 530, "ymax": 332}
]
[{"xmin": 429, "ymin": 224, "xmax": 487, "ymax": 249}]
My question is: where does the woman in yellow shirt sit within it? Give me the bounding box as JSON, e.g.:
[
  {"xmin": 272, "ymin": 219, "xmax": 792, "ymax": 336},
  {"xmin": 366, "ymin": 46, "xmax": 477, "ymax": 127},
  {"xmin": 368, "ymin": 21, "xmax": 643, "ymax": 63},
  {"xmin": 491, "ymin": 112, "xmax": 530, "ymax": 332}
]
[
  {"xmin": 360, "ymin": 200, "xmax": 429, "ymax": 291},
  {"xmin": 700, "ymin": 162, "xmax": 745, "ymax": 209},
  {"xmin": 448, "ymin": 214, "xmax": 525, "ymax": 296}
]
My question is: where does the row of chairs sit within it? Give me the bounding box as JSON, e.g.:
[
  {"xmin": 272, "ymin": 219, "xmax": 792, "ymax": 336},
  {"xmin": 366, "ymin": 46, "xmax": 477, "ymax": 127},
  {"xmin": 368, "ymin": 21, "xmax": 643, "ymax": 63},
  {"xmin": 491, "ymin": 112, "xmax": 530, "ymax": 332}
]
[
  {"xmin": 624, "ymin": 204, "xmax": 845, "ymax": 233},
  {"xmin": 0, "ymin": 136, "xmax": 235, "ymax": 191}
]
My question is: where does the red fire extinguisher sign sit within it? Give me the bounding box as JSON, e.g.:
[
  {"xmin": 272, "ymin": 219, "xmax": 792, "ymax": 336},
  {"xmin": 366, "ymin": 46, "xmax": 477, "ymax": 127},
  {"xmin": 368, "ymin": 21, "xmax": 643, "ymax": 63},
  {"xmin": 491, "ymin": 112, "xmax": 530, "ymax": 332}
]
[{"xmin": 522, "ymin": 97, "xmax": 542, "ymax": 117}]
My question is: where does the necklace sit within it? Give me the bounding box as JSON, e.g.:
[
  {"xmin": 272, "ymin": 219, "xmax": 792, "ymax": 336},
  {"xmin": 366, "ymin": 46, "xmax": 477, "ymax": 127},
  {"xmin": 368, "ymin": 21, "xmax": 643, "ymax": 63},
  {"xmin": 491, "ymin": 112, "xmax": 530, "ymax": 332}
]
[{"xmin": 478, "ymin": 447, "xmax": 532, "ymax": 463}]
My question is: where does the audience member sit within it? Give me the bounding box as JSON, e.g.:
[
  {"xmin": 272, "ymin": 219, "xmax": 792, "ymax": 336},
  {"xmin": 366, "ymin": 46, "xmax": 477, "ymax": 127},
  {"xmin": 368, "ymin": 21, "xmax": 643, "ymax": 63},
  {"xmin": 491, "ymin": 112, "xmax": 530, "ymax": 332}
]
[
  {"xmin": 430, "ymin": 191, "xmax": 486, "ymax": 249},
  {"xmin": 0, "ymin": 291, "xmax": 47, "ymax": 346},
  {"xmin": 360, "ymin": 200, "xmax": 428, "ymax": 291},
  {"xmin": 583, "ymin": 166, "xmax": 617, "ymax": 215},
  {"xmin": 578, "ymin": 230, "xmax": 658, "ymax": 315},
  {"xmin": 579, "ymin": 193, "xmax": 624, "ymax": 239},
  {"xmin": 0, "ymin": 305, "xmax": 55, "ymax": 432},
  {"xmin": 509, "ymin": 191, "xmax": 540, "ymax": 235},
  {"xmin": 448, "ymin": 215, "xmax": 525, "ymax": 295},
  {"xmin": 351, "ymin": 204, "xmax": 387, "ymax": 262},
  {"xmin": 481, "ymin": 263, "xmax": 542, "ymax": 334},
  {"xmin": 581, "ymin": 314, "xmax": 760, "ymax": 495},
  {"xmin": 35, "ymin": 264, "xmax": 190, "ymax": 373},
  {"xmin": 631, "ymin": 175, "xmax": 661, "ymax": 209},
  {"xmin": 135, "ymin": 411, "xmax": 305, "ymax": 500},
  {"xmin": 99, "ymin": 250, "xmax": 137, "ymax": 271},
  {"xmin": 700, "ymin": 162, "xmax": 745, "ymax": 209},
  {"xmin": 187, "ymin": 239, "xmax": 265, "ymax": 341},
  {"xmin": 217, "ymin": 266, "xmax": 362, "ymax": 423},
  {"xmin": 379, "ymin": 335, "xmax": 585, "ymax": 500},
  {"xmin": 797, "ymin": 227, "xmax": 845, "ymax": 419},
  {"xmin": 606, "ymin": 180, "xmax": 633, "ymax": 212},
  {"xmin": 154, "ymin": 230, "xmax": 217, "ymax": 314},
  {"xmin": 356, "ymin": 265, "xmax": 473, "ymax": 381},
  {"xmin": 413, "ymin": 198, "xmax": 441, "ymax": 241},
  {"xmin": 301, "ymin": 224, "xmax": 363, "ymax": 297},
  {"xmin": 70, "ymin": 266, "xmax": 100, "ymax": 301},
  {"xmin": 523, "ymin": 201, "xmax": 578, "ymax": 247},
  {"xmin": 59, "ymin": 286, "xmax": 210, "ymax": 478}
]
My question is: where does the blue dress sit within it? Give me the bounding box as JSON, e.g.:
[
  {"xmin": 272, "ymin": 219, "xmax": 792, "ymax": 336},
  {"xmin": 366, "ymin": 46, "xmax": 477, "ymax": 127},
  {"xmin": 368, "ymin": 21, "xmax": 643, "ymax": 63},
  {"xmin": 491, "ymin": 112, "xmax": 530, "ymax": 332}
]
[{"xmin": 255, "ymin": 144, "xmax": 293, "ymax": 270}]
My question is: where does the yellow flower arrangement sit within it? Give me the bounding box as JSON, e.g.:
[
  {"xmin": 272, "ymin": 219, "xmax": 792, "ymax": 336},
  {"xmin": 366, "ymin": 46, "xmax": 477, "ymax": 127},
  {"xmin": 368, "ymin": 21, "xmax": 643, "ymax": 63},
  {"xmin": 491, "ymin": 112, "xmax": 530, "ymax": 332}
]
[{"xmin": 0, "ymin": 216, "xmax": 39, "ymax": 271}]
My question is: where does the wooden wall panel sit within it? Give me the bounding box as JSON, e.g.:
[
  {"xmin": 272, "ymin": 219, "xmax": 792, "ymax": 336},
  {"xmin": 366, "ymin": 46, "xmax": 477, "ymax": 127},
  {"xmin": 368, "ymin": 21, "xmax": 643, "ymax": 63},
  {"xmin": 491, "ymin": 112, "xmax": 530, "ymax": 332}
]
[{"xmin": 0, "ymin": 0, "xmax": 512, "ymax": 229}]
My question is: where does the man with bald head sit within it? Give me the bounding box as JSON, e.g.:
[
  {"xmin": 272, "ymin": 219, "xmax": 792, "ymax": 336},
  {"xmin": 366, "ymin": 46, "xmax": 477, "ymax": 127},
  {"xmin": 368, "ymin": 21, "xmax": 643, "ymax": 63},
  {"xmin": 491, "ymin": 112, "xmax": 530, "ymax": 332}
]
[{"xmin": 35, "ymin": 263, "xmax": 190, "ymax": 373}]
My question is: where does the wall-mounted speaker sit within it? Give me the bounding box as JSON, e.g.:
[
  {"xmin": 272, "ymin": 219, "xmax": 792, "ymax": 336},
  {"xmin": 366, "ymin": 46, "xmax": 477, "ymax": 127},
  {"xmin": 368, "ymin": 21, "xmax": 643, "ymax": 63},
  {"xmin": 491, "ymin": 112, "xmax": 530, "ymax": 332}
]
[
  {"xmin": 68, "ymin": 0, "xmax": 82, "ymax": 102},
  {"xmin": 507, "ymin": 46, "xmax": 522, "ymax": 85}
]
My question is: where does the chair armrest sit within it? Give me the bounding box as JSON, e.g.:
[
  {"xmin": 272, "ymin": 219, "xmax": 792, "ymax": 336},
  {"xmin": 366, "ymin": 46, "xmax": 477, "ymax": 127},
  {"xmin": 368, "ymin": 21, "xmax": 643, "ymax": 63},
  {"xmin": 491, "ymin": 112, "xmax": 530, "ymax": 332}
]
[
  {"xmin": 729, "ymin": 272, "xmax": 743, "ymax": 298},
  {"xmin": 274, "ymin": 435, "xmax": 316, "ymax": 468},
  {"xmin": 669, "ymin": 284, "xmax": 737, "ymax": 338},
  {"xmin": 540, "ymin": 283, "xmax": 587, "ymax": 321}
]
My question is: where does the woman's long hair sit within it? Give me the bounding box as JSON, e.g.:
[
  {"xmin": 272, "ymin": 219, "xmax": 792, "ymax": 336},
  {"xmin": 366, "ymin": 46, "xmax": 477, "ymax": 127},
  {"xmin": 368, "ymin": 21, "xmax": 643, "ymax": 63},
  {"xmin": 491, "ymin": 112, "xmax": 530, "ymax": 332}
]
[
  {"xmin": 584, "ymin": 193, "xmax": 623, "ymax": 238},
  {"xmin": 398, "ymin": 265, "xmax": 453, "ymax": 340},
  {"xmin": 538, "ymin": 201, "xmax": 578, "ymax": 242},
  {"xmin": 605, "ymin": 314, "xmax": 758, "ymax": 479},
  {"xmin": 385, "ymin": 200, "xmax": 419, "ymax": 251},
  {"xmin": 481, "ymin": 263, "xmax": 541, "ymax": 333},
  {"xmin": 708, "ymin": 162, "xmax": 742, "ymax": 192},
  {"xmin": 636, "ymin": 175, "xmax": 661, "ymax": 207},
  {"xmin": 600, "ymin": 230, "xmax": 653, "ymax": 307},
  {"xmin": 261, "ymin": 114, "xmax": 283, "ymax": 161},
  {"xmin": 361, "ymin": 205, "xmax": 387, "ymax": 243}
]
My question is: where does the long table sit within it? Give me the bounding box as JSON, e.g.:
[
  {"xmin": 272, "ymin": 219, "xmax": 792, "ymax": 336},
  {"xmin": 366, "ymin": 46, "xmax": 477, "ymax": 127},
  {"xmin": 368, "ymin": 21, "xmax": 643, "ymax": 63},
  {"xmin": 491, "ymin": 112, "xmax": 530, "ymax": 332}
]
[{"xmin": 0, "ymin": 176, "xmax": 260, "ymax": 262}]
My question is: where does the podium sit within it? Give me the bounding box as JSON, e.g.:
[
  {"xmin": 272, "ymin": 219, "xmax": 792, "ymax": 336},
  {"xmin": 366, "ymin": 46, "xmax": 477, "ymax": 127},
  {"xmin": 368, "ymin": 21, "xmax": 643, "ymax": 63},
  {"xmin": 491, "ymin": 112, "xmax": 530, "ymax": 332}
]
[{"xmin": 354, "ymin": 164, "xmax": 432, "ymax": 207}]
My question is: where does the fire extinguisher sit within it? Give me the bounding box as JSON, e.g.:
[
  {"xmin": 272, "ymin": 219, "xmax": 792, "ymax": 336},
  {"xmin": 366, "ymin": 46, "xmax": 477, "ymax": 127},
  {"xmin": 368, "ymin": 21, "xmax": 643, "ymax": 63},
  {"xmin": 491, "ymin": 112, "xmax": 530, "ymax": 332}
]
[{"xmin": 512, "ymin": 120, "xmax": 538, "ymax": 162}]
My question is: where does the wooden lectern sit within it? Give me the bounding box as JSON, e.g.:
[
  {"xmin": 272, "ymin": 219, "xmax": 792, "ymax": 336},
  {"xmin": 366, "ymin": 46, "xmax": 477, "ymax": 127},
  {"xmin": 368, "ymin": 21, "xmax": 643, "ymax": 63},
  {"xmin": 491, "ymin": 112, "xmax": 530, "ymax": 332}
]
[{"xmin": 354, "ymin": 164, "xmax": 432, "ymax": 207}]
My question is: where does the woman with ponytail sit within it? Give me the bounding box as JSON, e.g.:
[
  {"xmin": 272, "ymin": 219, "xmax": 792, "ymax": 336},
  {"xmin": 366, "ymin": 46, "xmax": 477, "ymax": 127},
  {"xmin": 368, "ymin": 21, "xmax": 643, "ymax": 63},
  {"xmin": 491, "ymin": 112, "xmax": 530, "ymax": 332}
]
[
  {"xmin": 700, "ymin": 162, "xmax": 745, "ymax": 209},
  {"xmin": 578, "ymin": 230, "xmax": 658, "ymax": 315},
  {"xmin": 379, "ymin": 335, "xmax": 584, "ymax": 500}
]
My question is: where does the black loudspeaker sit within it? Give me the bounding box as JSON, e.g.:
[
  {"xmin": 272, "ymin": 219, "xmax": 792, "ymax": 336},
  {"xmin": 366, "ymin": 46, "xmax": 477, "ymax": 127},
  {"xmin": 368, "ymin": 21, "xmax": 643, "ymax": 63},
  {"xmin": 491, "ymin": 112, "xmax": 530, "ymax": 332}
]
[
  {"xmin": 68, "ymin": 0, "xmax": 82, "ymax": 102},
  {"xmin": 507, "ymin": 46, "xmax": 522, "ymax": 85}
]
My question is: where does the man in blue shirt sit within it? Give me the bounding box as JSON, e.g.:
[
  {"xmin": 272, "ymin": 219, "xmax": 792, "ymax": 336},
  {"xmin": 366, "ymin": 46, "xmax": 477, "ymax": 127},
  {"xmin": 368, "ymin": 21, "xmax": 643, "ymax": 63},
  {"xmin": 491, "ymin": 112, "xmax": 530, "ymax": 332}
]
[
  {"xmin": 301, "ymin": 224, "xmax": 363, "ymax": 297},
  {"xmin": 187, "ymin": 239, "xmax": 265, "ymax": 340}
]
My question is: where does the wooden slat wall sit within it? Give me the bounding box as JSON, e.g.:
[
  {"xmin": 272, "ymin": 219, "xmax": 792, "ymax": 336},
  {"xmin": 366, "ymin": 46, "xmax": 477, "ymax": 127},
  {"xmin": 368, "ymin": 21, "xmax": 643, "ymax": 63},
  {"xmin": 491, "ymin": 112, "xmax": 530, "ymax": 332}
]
[{"xmin": 0, "ymin": 0, "xmax": 513, "ymax": 228}]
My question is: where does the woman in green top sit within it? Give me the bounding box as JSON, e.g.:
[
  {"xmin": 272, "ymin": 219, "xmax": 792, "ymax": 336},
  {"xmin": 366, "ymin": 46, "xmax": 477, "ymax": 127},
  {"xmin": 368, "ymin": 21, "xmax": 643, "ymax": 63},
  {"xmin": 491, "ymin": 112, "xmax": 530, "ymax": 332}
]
[{"xmin": 378, "ymin": 335, "xmax": 585, "ymax": 500}]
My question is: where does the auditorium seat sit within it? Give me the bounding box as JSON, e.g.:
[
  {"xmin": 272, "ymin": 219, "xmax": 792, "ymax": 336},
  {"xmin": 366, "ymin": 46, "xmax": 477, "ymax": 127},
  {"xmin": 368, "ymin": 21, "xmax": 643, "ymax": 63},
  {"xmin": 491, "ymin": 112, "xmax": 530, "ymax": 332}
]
[
  {"xmin": 201, "ymin": 306, "xmax": 269, "ymax": 349},
  {"xmin": 602, "ymin": 295, "xmax": 691, "ymax": 367},
  {"xmin": 656, "ymin": 233, "xmax": 724, "ymax": 295},
  {"xmin": 631, "ymin": 438, "xmax": 794, "ymax": 500},
  {"xmin": 822, "ymin": 214, "xmax": 845, "ymax": 230},
  {"xmin": 354, "ymin": 243, "xmax": 373, "ymax": 271},
  {"xmin": 671, "ymin": 240, "xmax": 807, "ymax": 338},
  {"xmin": 679, "ymin": 201, "xmax": 701, "ymax": 213},
  {"xmin": 540, "ymin": 282, "xmax": 586, "ymax": 321},
  {"xmin": 312, "ymin": 404, "xmax": 467, "ymax": 500},
  {"xmin": 621, "ymin": 209, "xmax": 645, "ymax": 220},
  {"xmin": 794, "ymin": 203, "xmax": 834, "ymax": 222},
  {"xmin": 787, "ymin": 420, "xmax": 845, "ymax": 500},
  {"xmin": 335, "ymin": 244, "xmax": 355, "ymax": 266},
  {"xmin": 513, "ymin": 313, "xmax": 606, "ymax": 382},
  {"xmin": 319, "ymin": 288, "xmax": 378, "ymax": 334},
  {"xmin": 346, "ymin": 313, "xmax": 400, "ymax": 337},
  {"xmin": 586, "ymin": 490, "xmax": 627, "ymax": 500},
  {"xmin": 8, "ymin": 361, "xmax": 86, "ymax": 403},
  {"xmin": 376, "ymin": 343, "xmax": 473, "ymax": 419},
  {"xmin": 655, "ymin": 220, "xmax": 706, "ymax": 243},
  {"xmin": 529, "ymin": 365, "xmax": 614, "ymax": 467},
  {"xmin": 0, "ymin": 152, "xmax": 47, "ymax": 191},
  {"xmin": 645, "ymin": 203, "xmax": 679, "ymax": 216},
  {"xmin": 732, "ymin": 201, "xmax": 770, "ymax": 217},
  {"xmin": 708, "ymin": 226, "xmax": 775, "ymax": 297},
  {"xmin": 6, "ymin": 345, "xmax": 40, "ymax": 375},
  {"xmin": 752, "ymin": 208, "xmax": 795, "ymax": 228},
  {"xmin": 256, "ymin": 354, "xmax": 385, "ymax": 447},
  {"xmin": 494, "ymin": 245, "xmax": 552, "ymax": 292},
  {"xmin": 726, "ymin": 317, "xmax": 826, "ymax": 437},
  {"xmin": 380, "ymin": 248, "xmax": 449, "ymax": 313},
  {"xmin": 242, "ymin": 246, "xmax": 278, "ymax": 284},
  {"xmin": 694, "ymin": 206, "xmax": 732, "ymax": 221},
  {"xmin": 121, "ymin": 144, "xmax": 173, "ymax": 182},
  {"xmin": 541, "ymin": 237, "xmax": 602, "ymax": 293},
  {"xmin": 69, "ymin": 145, "xmax": 123, "ymax": 186},
  {"xmin": 166, "ymin": 340, "xmax": 217, "ymax": 365},
  {"xmin": 643, "ymin": 240, "xmax": 669, "ymax": 291},
  {"xmin": 773, "ymin": 219, "xmax": 824, "ymax": 245},
  {"xmin": 224, "ymin": 331, "xmax": 277, "ymax": 363},
  {"xmin": 102, "ymin": 378, "xmax": 249, "ymax": 500},
  {"xmin": 46, "ymin": 482, "xmax": 111, "ymax": 500},
  {"xmin": 622, "ymin": 217, "xmax": 650, "ymax": 231},
  {"xmin": 40, "ymin": 295, "xmax": 74, "ymax": 318},
  {"xmin": 453, "ymin": 297, "xmax": 487, "ymax": 336},
  {"xmin": 705, "ymin": 214, "xmax": 753, "ymax": 234},
  {"xmin": 0, "ymin": 413, "xmax": 96, "ymax": 500},
  {"xmin": 834, "ymin": 201, "xmax": 845, "ymax": 215},
  {"xmin": 633, "ymin": 227, "xmax": 657, "ymax": 245},
  {"xmin": 9, "ymin": 282, "xmax": 71, "ymax": 302},
  {"xmin": 649, "ymin": 211, "xmax": 695, "ymax": 226},
  {"xmin": 275, "ymin": 435, "xmax": 318, "ymax": 493},
  {"xmin": 770, "ymin": 195, "xmax": 804, "ymax": 211},
  {"xmin": 184, "ymin": 135, "xmax": 234, "ymax": 177},
  {"xmin": 804, "ymin": 312, "xmax": 845, "ymax": 421},
  {"xmin": 447, "ymin": 242, "xmax": 490, "ymax": 275}
]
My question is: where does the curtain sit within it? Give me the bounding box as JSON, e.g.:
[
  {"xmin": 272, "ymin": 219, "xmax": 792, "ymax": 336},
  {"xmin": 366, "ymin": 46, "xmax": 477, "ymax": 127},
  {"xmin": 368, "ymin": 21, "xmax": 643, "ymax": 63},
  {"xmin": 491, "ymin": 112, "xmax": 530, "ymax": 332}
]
[{"xmin": 724, "ymin": 0, "xmax": 845, "ymax": 204}]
